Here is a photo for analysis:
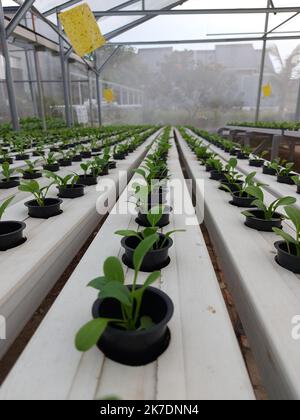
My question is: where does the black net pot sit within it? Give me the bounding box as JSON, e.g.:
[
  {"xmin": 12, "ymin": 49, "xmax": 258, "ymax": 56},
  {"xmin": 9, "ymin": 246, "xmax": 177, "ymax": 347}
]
[
  {"xmin": 43, "ymin": 164, "xmax": 60, "ymax": 172},
  {"xmin": 92, "ymin": 286, "xmax": 174, "ymax": 366},
  {"xmin": 275, "ymin": 241, "xmax": 300, "ymax": 274},
  {"xmin": 297, "ymin": 185, "xmax": 300, "ymax": 195},
  {"xmin": 80, "ymin": 151, "xmax": 92, "ymax": 159},
  {"xmin": 15, "ymin": 154, "xmax": 30, "ymax": 161},
  {"xmin": 0, "ymin": 158, "xmax": 14, "ymax": 164},
  {"xmin": 57, "ymin": 184, "xmax": 85, "ymax": 199},
  {"xmin": 249, "ymin": 159, "xmax": 264, "ymax": 167},
  {"xmin": 263, "ymin": 166, "xmax": 277, "ymax": 176},
  {"xmin": 237, "ymin": 152, "xmax": 249, "ymax": 160},
  {"xmin": 231, "ymin": 192, "xmax": 256, "ymax": 208},
  {"xmin": 136, "ymin": 206, "xmax": 172, "ymax": 228},
  {"xmin": 113, "ymin": 153, "xmax": 126, "ymax": 160},
  {"xmin": 77, "ymin": 175, "xmax": 98, "ymax": 186},
  {"xmin": 59, "ymin": 159, "xmax": 73, "ymax": 167},
  {"xmin": 72, "ymin": 155, "xmax": 82, "ymax": 162},
  {"xmin": 25, "ymin": 198, "xmax": 63, "ymax": 219},
  {"xmin": 0, "ymin": 221, "xmax": 26, "ymax": 251},
  {"xmin": 244, "ymin": 210, "xmax": 282, "ymax": 232},
  {"xmin": 109, "ymin": 161, "xmax": 117, "ymax": 169},
  {"xmin": 277, "ymin": 175, "xmax": 295, "ymax": 185},
  {"xmin": 0, "ymin": 177, "xmax": 20, "ymax": 189},
  {"xmin": 121, "ymin": 234, "xmax": 173, "ymax": 272},
  {"xmin": 219, "ymin": 180, "xmax": 243, "ymax": 193},
  {"xmin": 210, "ymin": 170, "xmax": 227, "ymax": 181},
  {"xmin": 206, "ymin": 165, "xmax": 214, "ymax": 172},
  {"xmin": 22, "ymin": 171, "xmax": 42, "ymax": 180}
]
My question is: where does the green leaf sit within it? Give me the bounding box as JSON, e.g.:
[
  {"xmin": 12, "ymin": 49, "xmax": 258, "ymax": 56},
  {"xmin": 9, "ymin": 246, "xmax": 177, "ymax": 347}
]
[
  {"xmin": 245, "ymin": 185, "xmax": 264, "ymax": 202},
  {"xmin": 115, "ymin": 230, "xmax": 141, "ymax": 239},
  {"xmin": 88, "ymin": 276, "xmax": 109, "ymax": 290},
  {"xmin": 99, "ymin": 282, "xmax": 132, "ymax": 307},
  {"xmin": 285, "ymin": 206, "xmax": 300, "ymax": 231},
  {"xmin": 273, "ymin": 227, "xmax": 297, "ymax": 245},
  {"xmin": 143, "ymin": 227, "xmax": 159, "ymax": 238},
  {"xmin": 103, "ymin": 257, "xmax": 124, "ymax": 284},
  {"xmin": 75, "ymin": 318, "xmax": 110, "ymax": 352},
  {"xmin": 0, "ymin": 195, "xmax": 15, "ymax": 220},
  {"xmin": 133, "ymin": 234, "xmax": 159, "ymax": 273},
  {"xmin": 138, "ymin": 316, "xmax": 155, "ymax": 331},
  {"xmin": 273, "ymin": 196, "xmax": 297, "ymax": 210},
  {"xmin": 146, "ymin": 205, "xmax": 164, "ymax": 228}
]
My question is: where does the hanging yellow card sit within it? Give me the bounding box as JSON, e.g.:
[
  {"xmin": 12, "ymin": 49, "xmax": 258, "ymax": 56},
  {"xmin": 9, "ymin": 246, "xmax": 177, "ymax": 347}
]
[
  {"xmin": 104, "ymin": 88, "xmax": 115, "ymax": 103},
  {"xmin": 58, "ymin": 3, "xmax": 106, "ymax": 57},
  {"xmin": 263, "ymin": 83, "xmax": 272, "ymax": 98}
]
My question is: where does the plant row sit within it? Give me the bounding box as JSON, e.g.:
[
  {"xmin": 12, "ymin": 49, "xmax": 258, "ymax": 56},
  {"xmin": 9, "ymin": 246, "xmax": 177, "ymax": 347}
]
[
  {"xmin": 227, "ymin": 121, "xmax": 300, "ymax": 131},
  {"xmin": 0, "ymin": 128, "xmax": 157, "ymax": 252},
  {"xmin": 188, "ymin": 127, "xmax": 300, "ymax": 192},
  {"xmin": 181, "ymin": 127, "xmax": 300, "ymax": 275},
  {"xmin": 74, "ymin": 127, "xmax": 186, "ymax": 366}
]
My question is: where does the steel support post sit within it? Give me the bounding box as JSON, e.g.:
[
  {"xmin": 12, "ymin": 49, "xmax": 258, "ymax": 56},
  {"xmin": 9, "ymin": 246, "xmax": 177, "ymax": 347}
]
[
  {"xmin": 33, "ymin": 48, "xmax": 47, "ymax": 130},
  {"xmin": 0, "ymin": 0, "xmax": 20, "ymax": 130},
  {"xmin": 57, "ymin": 14, "xmax": 72, "ymax": 127},
  {"xmin": 255, "ymin": 0, "xmax": 271, "ymax": 123}
]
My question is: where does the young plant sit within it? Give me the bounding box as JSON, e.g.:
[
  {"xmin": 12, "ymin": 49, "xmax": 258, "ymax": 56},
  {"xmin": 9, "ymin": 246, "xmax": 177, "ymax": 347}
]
[
  {"xmin": 115, "ymin": 207, "xmax": 185, "ymax": 250},
  {"xmin": 277, "ymin": 162, "xmax": 295, "ymax": 177},
  {"xmin": 243, "ymin": 185, "xmax": 296, "ymax": 220},
  {"xmin": 1, "ymin": 162, "xmax": 16, "ymax": 181},
  {"xmin": 43, "ymin": 152, "xmax": 58, "ymax": 165},
  {"xmin": 44, "ymin": 171, "xmax": 79, "ymax": 189},
  {"xmin": 0, "ymin": 195, "xmax": 15, "ymax": 220},
  {"xmin": 206, "ymin": 156, "xmax": 223, "ymax": 172},
  {"xmin": 75, "ymin": 235, "xmax": 162, "ymax": 352},
  {"xmin": 18, "ymin": 160, "xmax": 41, "ymax": 175},
  {"xmin": 251, "ymin": 151, "xmax": 268, "ymax": 161},
  {"xmin": 273, "ymin": 206, "xmax": 300, "ymax": 256},
  {"xmin": 80, "ymin": 162, "xmax": 92, "ymax": 177},
  {"xmin": 222, "ymin": 158, "xmax": 243, "ymax": 184},
  {"xmin": 19, "ymin": 180, "xmax": 54, "ymax": 207}
]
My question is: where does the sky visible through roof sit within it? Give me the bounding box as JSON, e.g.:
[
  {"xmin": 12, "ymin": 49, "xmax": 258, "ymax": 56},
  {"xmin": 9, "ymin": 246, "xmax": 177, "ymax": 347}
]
[{"xmin": 2, "ymin": 0, "xmax": 300, "ymax": 61}]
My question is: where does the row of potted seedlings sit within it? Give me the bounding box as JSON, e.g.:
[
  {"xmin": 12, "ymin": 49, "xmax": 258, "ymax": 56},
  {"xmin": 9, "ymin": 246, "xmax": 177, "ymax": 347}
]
[
  {"xmin": 188, "ymin": 127, "xmax": 300, "ymax": 192},
  {"xmin": 0, "ymin": 130, "xmax": 154, "ymax": 252},
  {"xmin": 74, "ymin": 128, "xmax": 186, "ymax": 366},
  {"xmin": 181, "ymin": 128, "xmax": 300, "ymax": 274}
]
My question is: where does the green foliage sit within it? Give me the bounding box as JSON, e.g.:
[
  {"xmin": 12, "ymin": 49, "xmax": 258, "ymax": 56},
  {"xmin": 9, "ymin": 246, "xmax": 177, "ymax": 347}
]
[
  {"xmin": 1, "ymin": 162, "xmax": 16, "ymax": 181},
  {"xmin": 44, "ymin": 171, "xmax": 79, "ymax": 188},
  {"xmin": 0, "ymin": 196, "xmax": 15, "ymax": 220},
  {"xmin": 19, "ymin": 180, "xmax": 53, "ymax": 207},
  {"xmin": 273, "ymin": 206, "xmax": 300, "ymax": 256}
]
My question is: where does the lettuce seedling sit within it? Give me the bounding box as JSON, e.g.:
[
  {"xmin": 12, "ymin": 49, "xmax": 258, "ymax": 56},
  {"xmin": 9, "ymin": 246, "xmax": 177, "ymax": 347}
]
[
  {"xmin": 19, "ymin": 180, "xmax": 54, "ymax": 207},
  {"xmin": 44, "ymin": 171, "xmax": 79, "ymax": 189},
  {"xmin": 243, "ymin": 185, "xmax": 296, "ymax": 220},
  {"xmin": 273, "ymin": 206, "xmax": 300, "ymax": 256},
  {"xmin": 75, "ymin": 235, "xmax": 162, "ymax": 352}
]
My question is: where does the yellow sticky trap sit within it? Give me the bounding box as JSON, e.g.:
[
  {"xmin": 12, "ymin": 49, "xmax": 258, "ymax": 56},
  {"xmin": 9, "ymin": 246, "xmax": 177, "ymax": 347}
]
[
  {"xmin": 58, "ymin": 3, "xmax": 106, "ymax": 57},
  {"xmin": 263, "ymin": 83, "xmax": 272, "ymax": 98},
  {"xmin": 104, "ymin": 89, "xmax": 115, "ymax": 103}
]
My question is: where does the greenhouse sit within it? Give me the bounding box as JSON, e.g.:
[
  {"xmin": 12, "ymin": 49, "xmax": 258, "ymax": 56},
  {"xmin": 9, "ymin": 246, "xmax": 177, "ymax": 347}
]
[{"xmin": 0, "ymin": 0, "xmax": 300, "ymax": 403}]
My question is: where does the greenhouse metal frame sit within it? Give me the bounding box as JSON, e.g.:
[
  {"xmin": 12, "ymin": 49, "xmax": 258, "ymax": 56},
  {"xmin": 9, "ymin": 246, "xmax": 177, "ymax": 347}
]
[{"xmin": 2, "ymin": 0, "xmax": 300, "ymax": 130}]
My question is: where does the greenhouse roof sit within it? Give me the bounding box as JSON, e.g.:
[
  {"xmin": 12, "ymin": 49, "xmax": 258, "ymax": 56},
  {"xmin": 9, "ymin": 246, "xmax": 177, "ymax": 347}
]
[{"xmin": 3, "ymin": 0, "xmax": 300, "ymax": 47}]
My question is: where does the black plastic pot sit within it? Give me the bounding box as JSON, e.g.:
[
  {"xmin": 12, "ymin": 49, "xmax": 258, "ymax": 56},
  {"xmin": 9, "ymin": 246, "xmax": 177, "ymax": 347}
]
[
  {"xmin": 249, "ymin": 159, "xmax": 264, "ymax": 167},
  {"xmin": 0, "ymin": 158, "xmax": 13, "ymax": 164},
  {"xmin": 0, "ymin": 221, "xmax": 26, "ymax": 251},
  {"xmin": 231, "ymin": 192, "xmax": 256, "ymax": 208},
  {"xmin": 219, "ymin": 180, "xmax": 243, "ymax": 193},
  {"xmin": 113, "ymin": 153, "xmax": 126, "ymax": 160},
  {"xmin": 50, "ymin": 147, "xmax": 60, "ymax": 152},
  {"xmin": 25, "ymin": 198, "xmax": 63, "ymax": 219},
  {"xmin": 43, "ymin": 163, "xmax": 60, "ymax": 172},
  {"xmin": 77, "ymin": 174, "xmax": 98, "ymax": 186},
  {"xmin": 0, "ymin": 177, "xmax": 20, "ymax": 189},
  {"xmin": 244, "ymin": 209, "xmax": 282, "ymax": 232},
  {"xmin": 15, "ymin": 154, "xmax": 30, "ymax": 161},
  {"xmin": 72, "ymin": 155, "xmax": 82, "ymax": 162},
  {"xmin": 92, "ymin": 286, "xmax": 174, "ymax": 366},
  {"xmin": 210, "ymin": 170, "xmax": 227, "ymax": 181},
  {"xmin": 263, "ymin": 166, "xmax": 276, "ymax": 176},
  {"xmin": 32, "ymin": 151, "xmax": 43, "ymax": 157},
  {"xmin": 22, "ymin": 171, "xmax": 42, "ymax": 180},
  {"xmin": 57, "ymin": 184, "xmax": 85, "ymax": 199},
  {"xmin": 277, "ymin": 174, "xmax": 295, "ymax": 185},
  {"xmin": 297, "ymin": 185, "xmax": 300, "ymax": 194},
  {"xmin": 136, "ymin": 206, "xmax": 172, "ymax": 228},
  {"xmin": 59, "ymin": 159, "xmax": 73, "ymax": 167},
  {"xmin": 206, "ymin": 165, "xmax": 214, "ymax": 172},
  {"xmin": 80, "ymin": 151, "xmax": 92, "ymax": 159},
  {"xmin": 121, "ymin": 234, "xmax": 173, "ymax": 272},
  {"xmin": 100, "ymin": 167, "xmax": 109, "ymax": 176},
  {"xmin": 109, "ymin": 161, "xmax": 117, "ymax": 169},
  {"xmin": 274, "ymin": 241, "xmax": 300, "ymax": 273},
  {"xmin": 237, "ymin": 152, "xmax": 249, "ymax": 160}
]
